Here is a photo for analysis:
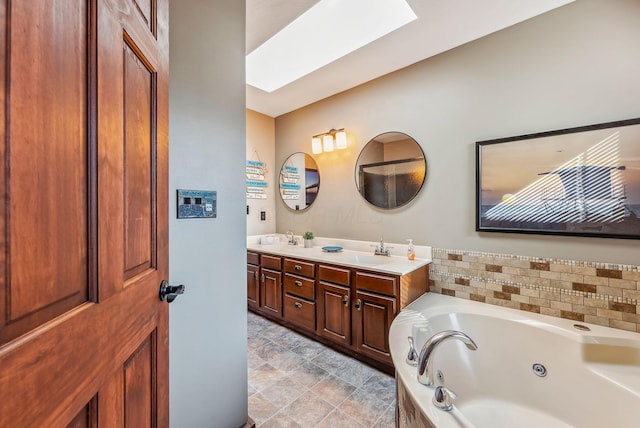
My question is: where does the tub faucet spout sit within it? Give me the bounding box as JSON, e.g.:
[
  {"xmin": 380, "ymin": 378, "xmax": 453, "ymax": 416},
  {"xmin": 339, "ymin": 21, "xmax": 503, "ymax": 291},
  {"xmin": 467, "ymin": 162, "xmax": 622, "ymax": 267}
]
[{"xmin": 417, "ymin": 330, "xmax": 478, "ymax": 387}]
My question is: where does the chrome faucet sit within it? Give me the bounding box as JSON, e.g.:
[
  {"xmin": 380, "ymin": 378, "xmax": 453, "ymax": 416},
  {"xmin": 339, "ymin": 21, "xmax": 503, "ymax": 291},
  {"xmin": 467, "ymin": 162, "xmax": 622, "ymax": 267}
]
[
  {"xmin": 286, "ymin": 230, "xmax": 297, "ymax": 245},
  {"xmin": 417, "ymin": 330, "xmax": 478, "ymax": 386},
  {"xmin": 373, "ymin": 236, "xmax": 392, "ymax": 256}
]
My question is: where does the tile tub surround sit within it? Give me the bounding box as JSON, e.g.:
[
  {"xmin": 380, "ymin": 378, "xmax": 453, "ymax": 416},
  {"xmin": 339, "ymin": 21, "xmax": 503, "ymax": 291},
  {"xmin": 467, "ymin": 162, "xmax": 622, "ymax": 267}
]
[
  {"xmin": 247, "ymin": 311, "xmax": 396, "ymax": 428},
  {"xmin": 429, "ymin": 248, "xmax": 640, "ymax": 333}
]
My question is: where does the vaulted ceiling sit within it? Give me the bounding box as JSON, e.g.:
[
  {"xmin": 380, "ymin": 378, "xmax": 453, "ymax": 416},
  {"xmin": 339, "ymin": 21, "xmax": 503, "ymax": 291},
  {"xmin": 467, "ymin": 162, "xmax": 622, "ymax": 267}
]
[{"xmin": 246, "ymin": 0, "xmax": 574, "ymax": 117}]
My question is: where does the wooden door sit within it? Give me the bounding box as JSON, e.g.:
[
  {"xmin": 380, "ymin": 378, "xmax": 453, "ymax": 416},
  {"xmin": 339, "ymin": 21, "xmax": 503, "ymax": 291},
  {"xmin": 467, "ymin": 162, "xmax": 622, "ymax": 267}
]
[
  {"xmin": 317, "ymin": 282, "xmax": 351, "ymax": 345},
  {"xmin": 260, "ymin": 268, "xmax": 282, "ymax": 317},
  {"xmin": 247, "ymin": 263, "xmax": 260, "ymax": 309},
  {"xmin": 0, "ymin": 0, "xmax": 170, "ymax": 426},
  {"xmin": 353, "ymin": 290, "xmax": 395, "ymax": 363}
]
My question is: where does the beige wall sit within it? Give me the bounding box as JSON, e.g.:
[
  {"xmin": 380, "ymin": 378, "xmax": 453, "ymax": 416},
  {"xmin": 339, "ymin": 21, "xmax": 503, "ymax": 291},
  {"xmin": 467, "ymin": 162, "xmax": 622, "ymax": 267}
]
[
  {"xmin": 274, "ymin": 0, "xmax": 640, "ymax": 265},
  {"xmin": 246, "ymin": 109, "xmax": 276, "ymax": 235}
]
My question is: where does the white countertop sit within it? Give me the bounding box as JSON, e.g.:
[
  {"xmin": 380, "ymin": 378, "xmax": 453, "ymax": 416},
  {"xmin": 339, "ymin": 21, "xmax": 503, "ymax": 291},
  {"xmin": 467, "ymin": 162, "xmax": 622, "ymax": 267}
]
[{"xmin": 247, "ymin": 235, "xmax": 431, "ymax": 276}]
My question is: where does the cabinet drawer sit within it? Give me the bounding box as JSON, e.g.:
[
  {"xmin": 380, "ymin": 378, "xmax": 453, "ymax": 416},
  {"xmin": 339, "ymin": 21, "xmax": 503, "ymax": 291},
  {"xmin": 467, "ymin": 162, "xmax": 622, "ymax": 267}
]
[
  {"xmin": 284, "ymin": 273, "xmax": 315, "ymax": 301},
  {"xmin": 318, "ymin": 265, "xmax": 350, "ymax": 286},
  {"xmin": 283, "ymin": 294, "xmax": 315, "ymax": 331},
  {"xmin": 247, "ymin": 251, "xmax": 260, "ymax": 265},
  {"xmin": 261, "ymin": 254, "xmax": 281, "ymax": 271},
  {"xmin": 284, "ymin": 258, "xmax": 315, "ymax": 278},
  {"xmin": 355, "ymin": 272, "xmax": 397, "ymax": 297}
]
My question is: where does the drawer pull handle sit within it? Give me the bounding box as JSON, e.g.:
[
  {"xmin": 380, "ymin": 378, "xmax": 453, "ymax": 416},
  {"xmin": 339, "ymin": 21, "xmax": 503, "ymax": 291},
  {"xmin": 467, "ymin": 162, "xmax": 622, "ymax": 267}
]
[
  {"xmin": 294, "ymin": 265, "xmax": 302, "ymax": 271},
  {"xmin": 294, "ymin": 280, "xmax": 302, "ymax": 287},
  {"xmin": 342, "ymin": 295, "xmax": 349, "ymax": 306},
  {"xmin": 355, "ymin": 299, "xmax": 362, "ymax": 311},
  {"xmin": 294, "ymin": 302, "xmax": 303, "ymax": 308}
]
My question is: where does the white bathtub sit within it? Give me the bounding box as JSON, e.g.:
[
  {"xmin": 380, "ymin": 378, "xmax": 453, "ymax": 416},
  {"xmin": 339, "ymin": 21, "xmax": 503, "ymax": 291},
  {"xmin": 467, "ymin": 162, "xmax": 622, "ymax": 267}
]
[{"xmin": 390, "ymin": 293, "xmax": 640, "ymax": 428}]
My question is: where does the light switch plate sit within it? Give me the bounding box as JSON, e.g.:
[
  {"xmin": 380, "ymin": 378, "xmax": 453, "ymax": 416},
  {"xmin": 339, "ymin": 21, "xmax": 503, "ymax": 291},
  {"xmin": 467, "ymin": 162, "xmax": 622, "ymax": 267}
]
[{"xmin": 177, "ymin": 189, "xmax": 217, "ymax": 219}]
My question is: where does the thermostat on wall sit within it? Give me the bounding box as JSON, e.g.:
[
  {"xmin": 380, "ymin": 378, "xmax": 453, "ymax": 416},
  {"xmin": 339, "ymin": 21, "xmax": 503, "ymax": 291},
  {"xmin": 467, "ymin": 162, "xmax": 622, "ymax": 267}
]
[{"xmin": 177, "ymin": 189, "xmax": 217, "ymax": 219}]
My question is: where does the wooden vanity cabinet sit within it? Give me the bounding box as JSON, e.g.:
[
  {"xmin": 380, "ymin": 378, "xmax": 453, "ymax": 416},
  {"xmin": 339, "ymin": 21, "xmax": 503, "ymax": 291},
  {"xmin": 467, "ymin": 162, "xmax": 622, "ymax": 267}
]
[
  {"xmin": 247, "ymin": 249, "xmax": 429, "ymax": 372},
  {"xmin": 257, "ymin": 254, "xmax": 283, "ymax": 318},
  {"xmin": 317, "ymin": 265, "xmax": 351, "ymax": 345},
  {"xmin": 247, "ymin": 252, "xmax": 260, "ymax": 309},
  {"xmin": 282, "ymin": 258, "xmax": 316, "ymax": 332}
]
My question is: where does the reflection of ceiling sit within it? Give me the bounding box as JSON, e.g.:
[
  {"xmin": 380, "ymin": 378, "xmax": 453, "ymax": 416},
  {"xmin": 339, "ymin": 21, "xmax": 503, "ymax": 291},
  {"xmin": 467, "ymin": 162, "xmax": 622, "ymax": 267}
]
[{"xmin": 246, "ymin": 0, "xmax": 575, "ymax": 117}]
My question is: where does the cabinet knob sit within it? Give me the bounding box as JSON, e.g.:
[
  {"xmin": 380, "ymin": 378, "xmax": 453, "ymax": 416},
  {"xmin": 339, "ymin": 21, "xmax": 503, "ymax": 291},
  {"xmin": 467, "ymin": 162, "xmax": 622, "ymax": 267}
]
[
  {"xmin": 355, "ymin": 298, "xmax": 362, "ymax": 311},
  {"xmin": 261, "ymin": 274, "xmax": 265, "ymax": 283},
  {"xmin": 294, "ymin": 280, "xmax": 302, "ymax": 287},
  {"xmin": 294, "ymin": 265, "xmax": 302, "ymax": 271},
  {"xmin": 342, "ymin": 295, "xmax": 349, "ymax": 307},
  {"xmin": 294, "ymin": 302, "xmax": 303, "ymax": 308},
  {"xmin": 254, "ymin": 271, "xmax": 258, "ymax": 280}
]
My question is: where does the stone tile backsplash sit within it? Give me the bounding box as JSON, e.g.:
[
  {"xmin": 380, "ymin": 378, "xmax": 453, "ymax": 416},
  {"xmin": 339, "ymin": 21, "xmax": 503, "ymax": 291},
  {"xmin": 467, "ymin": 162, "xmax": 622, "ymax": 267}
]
[{"xmin": 429, "ymin": 248, "xmax": 640, "ymax": 333}]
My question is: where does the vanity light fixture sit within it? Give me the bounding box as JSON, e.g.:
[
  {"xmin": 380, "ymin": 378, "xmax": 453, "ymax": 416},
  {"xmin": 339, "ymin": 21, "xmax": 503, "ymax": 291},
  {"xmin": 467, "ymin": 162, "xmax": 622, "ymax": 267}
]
[{"xmin": 311, "ymin": 128, "xmax": 347, "ymax": 154}]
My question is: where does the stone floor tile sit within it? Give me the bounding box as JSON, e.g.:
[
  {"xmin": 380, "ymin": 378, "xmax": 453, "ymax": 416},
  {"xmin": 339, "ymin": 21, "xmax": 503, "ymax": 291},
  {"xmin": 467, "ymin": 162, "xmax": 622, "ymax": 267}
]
[
  {"xmin": 248, "ymin": 362, "xmax": 287, "ymax": 392},
  {"xmin": 248, "ymin": 392, "xmax": 280, "ymax": 426},
  {"xmin": 310, "ymin": 348, "xmax": 352, "ymax": 374},
  {"xmin": 286, "ymin": 361, "xmax": 330, "ymax": 389},
  {"xmin": 311, "ymin": 374, "xmax": 357, "ymax": 407},
  {"xmin": 338, "ymin": 389, "xmax": 390, "ymax": 427},
  {"xmin": 259, "ymin": 412, "xmax": 303, "ymax": 428},
  {"xmin": 315, "ymin": 408, "xmax": 366, "ymax": 428},
  {"xmin": 371, "ymin": 402, "xmax": 396, "ymax": 428},
  {"xmin": 282, "ymin": 391, "xmax": 335, "ymax": 427},
  {"xmin": 333, "ymin": 358, "xmax": 378, "ymax": 388},
  {"xmin": 261, "ymin": 376, "xmax": 309, "ymax": 408}
]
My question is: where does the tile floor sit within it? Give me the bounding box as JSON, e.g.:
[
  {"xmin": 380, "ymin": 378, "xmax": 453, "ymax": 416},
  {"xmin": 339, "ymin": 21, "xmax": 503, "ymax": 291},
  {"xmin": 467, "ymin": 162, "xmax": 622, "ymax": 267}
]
[{"xmin": 247, "ymin": 311, "xmax": 397, "ymax": 427}]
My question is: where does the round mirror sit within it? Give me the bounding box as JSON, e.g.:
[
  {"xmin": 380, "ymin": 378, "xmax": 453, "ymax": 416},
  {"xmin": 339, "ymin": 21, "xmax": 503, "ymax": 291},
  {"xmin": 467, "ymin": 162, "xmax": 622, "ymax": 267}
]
[
  {"xmin": 355, "ymin": 132, "xmax": 426, "ymax": 209},
  {"xmin": 279, "ymin": 152, "xmax": 320, "ymax": 211}
]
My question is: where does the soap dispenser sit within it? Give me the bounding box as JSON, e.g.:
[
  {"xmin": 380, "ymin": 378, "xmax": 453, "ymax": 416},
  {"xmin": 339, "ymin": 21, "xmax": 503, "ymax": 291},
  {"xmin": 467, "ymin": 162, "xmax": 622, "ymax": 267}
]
[{"xmin": 407, "ymin": 239, "xmax": 415, "ymax": 260}]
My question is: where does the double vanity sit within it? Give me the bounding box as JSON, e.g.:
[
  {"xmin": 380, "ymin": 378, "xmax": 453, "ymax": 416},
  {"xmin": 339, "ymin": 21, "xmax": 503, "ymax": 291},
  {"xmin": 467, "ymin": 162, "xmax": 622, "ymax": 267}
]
[{"xmin": 247, "ymin": 235, "xmax": 431, "ymax": 372}]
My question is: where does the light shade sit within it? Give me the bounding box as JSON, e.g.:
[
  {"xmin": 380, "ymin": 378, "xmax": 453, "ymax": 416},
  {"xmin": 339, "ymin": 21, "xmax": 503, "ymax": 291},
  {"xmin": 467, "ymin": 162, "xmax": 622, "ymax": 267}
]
[
  {"xmin": 311, "ymin": 136, "xmax": 323, "ymax": 154},
  {"xmin": 323, "ymin": 134, "xmax": 334, "ymax": 152},
  {"xmin": 335, "ymin": 130, "xmax": 347, "ymax": 149}
]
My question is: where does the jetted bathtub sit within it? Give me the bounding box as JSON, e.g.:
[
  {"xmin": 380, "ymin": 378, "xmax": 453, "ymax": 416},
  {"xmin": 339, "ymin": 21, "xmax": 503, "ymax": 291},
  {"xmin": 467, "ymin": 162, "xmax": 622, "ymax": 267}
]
[{"xmin": 390, "ymin": 293, "xmax": 640, "ymax": 428}]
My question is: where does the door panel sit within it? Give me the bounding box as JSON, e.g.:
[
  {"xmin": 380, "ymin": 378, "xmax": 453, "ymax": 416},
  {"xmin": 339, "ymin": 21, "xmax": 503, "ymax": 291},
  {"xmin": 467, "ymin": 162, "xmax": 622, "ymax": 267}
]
[
  {"xmin": 1, "ymin": 0, "xmax": 90, "ymax": 344},
  {"xmin": 0, "ymin": 0, "xmax": 169, "ymax": 426},
  {"xmin": 261, "ymin": 268, "xmax": 282, "ymax": 317},
  {"xmin": 124, "ymin": 334, "xmax": 155, "ymax": 427},
  {"xmin": 353, "ymin": 291, "xmax": 395, "ymax": 363},
  {"xmin": 247, "ymin": 264, "xmax": 259, "ymax": 309},
  {"xmin": 317, "ymin": 282, "xmax": 351, "ymax": 345},
  {"xmin": 124, "ymin": 41, "xmax": 155, "ymax": 280}
]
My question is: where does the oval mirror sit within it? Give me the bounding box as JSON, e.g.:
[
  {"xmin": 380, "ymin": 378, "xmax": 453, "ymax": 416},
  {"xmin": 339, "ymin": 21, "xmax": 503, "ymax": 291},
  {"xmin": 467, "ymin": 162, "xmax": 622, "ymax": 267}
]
[
  {"xmin": 355, "ymin": 132, "xmax": 426, "ymax": 209},
  {"xmin": 279, "ymin": 152, "xmax": 320, "ymax": 211}
]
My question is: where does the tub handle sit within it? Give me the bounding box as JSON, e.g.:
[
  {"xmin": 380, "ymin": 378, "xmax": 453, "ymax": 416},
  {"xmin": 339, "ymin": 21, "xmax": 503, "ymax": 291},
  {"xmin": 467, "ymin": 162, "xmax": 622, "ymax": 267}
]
[
  {"xmin": 433, "ymin": 386, "xmax": 457, "ymax": 412},
  {"xmin": 406, "ymin": 336, "xmax": 418, "ymax": 366}
]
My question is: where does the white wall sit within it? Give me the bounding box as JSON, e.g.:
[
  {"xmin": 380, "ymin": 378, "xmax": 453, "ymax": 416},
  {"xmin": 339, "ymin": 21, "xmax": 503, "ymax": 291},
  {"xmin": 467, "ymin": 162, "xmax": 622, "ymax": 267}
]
[
  {"xmin": 169, "ymin": 1, "xmax": 247, "ymax": 427},
  {"xmin": 246, "ymin": 109, "xmax": 276, "ymax": 235},
  {"xmin": 274, "ymin": 0, "xmax": 640, "ymax": 265}
]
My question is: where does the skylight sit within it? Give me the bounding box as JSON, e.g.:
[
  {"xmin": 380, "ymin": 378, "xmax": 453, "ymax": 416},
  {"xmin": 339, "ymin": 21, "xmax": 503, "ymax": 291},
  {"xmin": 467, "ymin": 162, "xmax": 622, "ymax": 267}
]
[{"xmin": 246, "ymin": 0, "xmax": 417, "ymax": 93}]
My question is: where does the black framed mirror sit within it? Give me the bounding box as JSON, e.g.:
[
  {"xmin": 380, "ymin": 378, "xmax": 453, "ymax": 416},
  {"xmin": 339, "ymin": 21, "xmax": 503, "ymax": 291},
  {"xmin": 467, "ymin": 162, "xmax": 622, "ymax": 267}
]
[
  {"xmin": 355, "ymin": 132, "xmax": 426, "ymax": 209},
  {"xmin": 279, "ymin": 152, "xmax": 320, "ymax": 211}
]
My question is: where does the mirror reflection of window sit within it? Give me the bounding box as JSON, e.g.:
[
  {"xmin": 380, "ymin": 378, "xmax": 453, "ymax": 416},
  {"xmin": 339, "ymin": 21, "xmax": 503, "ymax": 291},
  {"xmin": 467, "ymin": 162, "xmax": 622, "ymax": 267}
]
[
  {"xmin": 355, "ymin": 132, "xmax": 426, "ymax": 209},
  {"xmin": 279, "ymin": 152, "xmax": 320, "ymax": 211}
]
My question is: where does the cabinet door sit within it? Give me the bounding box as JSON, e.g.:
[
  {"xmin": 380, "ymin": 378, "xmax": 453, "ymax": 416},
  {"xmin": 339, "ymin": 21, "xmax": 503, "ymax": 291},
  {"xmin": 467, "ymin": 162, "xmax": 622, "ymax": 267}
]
[
  {"xmin": 317, "ymin": 282, "xmax": 351, "ymax": 345},
  {"xmin": 353, "ymin": 290, "xmax": 396, "ymax": 363},
  {"xmin": 247, "ymin": 264, "xmax": 260, "ymax": 309},
  {"xmin": 261, "ymin": 268, "xmax": 282, "ymax": 317}
]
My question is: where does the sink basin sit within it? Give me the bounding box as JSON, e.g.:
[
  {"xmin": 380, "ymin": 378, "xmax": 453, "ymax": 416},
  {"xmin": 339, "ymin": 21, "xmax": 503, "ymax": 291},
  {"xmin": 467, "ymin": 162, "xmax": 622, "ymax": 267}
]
[{"xmin": 343, "ymin": 255, "xmax": 395, "ymax": 265}]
